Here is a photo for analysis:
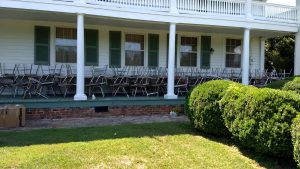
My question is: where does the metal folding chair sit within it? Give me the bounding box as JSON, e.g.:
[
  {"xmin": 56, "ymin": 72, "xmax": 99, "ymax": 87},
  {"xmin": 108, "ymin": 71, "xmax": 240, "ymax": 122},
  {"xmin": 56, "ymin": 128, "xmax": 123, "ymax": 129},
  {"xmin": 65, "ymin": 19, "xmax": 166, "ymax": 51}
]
[
  {"xmin": 23, "ymin": 77, "xmax": 55, "ymax": 99},
  {"xmin": 131, "ymin": 68, "xmax": 150, "ymax": 96},
  {"xmin": 87, "ymin": 66, "xmax": 108, "ymax": 97},
  {"xmin": 174, "ymin": 70, "xmax": 188, "ymax": 96},
  {"xmin": 58, "ymin": 74, "xmax": 76, "ymax": 98}
]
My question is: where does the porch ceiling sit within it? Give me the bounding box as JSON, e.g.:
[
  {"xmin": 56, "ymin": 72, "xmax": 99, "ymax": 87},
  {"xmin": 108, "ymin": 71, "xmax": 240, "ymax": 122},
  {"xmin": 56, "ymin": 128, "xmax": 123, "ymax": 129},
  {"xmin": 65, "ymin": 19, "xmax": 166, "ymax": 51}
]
[{"xmin": 0, "ymin": 8, "xmax": 292, "ymax": 38}]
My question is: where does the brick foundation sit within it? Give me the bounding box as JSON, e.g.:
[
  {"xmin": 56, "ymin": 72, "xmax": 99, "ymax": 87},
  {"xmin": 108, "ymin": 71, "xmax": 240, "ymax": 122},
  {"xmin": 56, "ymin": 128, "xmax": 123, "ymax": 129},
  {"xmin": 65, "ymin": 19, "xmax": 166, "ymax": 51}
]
[{"xmin": 26, "ymin": 105, "xmax": 184, "ymax": 120}]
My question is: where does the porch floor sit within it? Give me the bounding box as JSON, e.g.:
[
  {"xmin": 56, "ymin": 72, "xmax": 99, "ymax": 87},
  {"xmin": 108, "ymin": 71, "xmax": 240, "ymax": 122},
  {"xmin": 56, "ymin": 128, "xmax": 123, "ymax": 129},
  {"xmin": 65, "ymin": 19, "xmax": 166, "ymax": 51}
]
[{"xmin": 0, "ymin": 96, "xmax": 185, "ymax": 108}]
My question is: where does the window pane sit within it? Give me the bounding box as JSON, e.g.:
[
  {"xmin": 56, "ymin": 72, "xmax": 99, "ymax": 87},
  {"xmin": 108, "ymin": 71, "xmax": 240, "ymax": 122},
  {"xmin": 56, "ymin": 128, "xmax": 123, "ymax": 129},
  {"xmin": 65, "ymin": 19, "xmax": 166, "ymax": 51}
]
[
  {"xmin": 180, "ymin": 53, "xmax": 197, "ymax": 67},
  {"xmin": 180, "ymin": 37, "xmax": 197, "ymax": 67},
  {"xmin": 125, "ymin": 34, "xmax": 144, "ymax": 50},
  {"xmin": 125, "ymin": 34, "xmax": 144, "ymax": 66},
  {"xmin": 226, "ymin": 54, "xmax": 241, "ymax": 68},
  {"xmin": 56, "ymin": 28, "xmax": 76, "ymax": 40},
  {"xmin": 56, "ymin": 28, "xmax": 77, "ymax": 63},
  {"xmin": 56, "ymin": 46, "xmax": 76, "ymax": 63},
  {"xmin": 125, "ymin": 51, "xmax": 144, "ymax": 66},
  {"xmin": 226, "ymin": 39, "xmax": 242, "ymax": 68}
]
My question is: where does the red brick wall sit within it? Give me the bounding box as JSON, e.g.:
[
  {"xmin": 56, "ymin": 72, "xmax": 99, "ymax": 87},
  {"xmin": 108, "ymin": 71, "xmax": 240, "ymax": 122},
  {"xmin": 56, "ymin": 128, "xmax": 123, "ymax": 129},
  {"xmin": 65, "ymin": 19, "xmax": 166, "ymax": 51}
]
[{"xmin": 26, "ymin": 105, "xmax": 184, "ymax": 120}]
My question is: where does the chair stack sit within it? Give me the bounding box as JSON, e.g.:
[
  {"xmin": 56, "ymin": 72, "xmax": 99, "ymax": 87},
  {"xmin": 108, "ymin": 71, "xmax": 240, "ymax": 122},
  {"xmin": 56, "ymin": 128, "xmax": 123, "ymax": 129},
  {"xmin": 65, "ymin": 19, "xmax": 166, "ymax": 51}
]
[{"xmin": 0, "ymin": 63, "xmax": 292, "ymax": 99}]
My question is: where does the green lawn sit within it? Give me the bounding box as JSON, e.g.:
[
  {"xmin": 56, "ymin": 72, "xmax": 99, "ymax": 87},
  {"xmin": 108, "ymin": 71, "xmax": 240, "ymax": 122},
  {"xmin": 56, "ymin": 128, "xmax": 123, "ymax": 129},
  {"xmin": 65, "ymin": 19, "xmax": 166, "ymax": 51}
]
[
  {"xmin": 0, "ymin": 122, "xmax": 294, "ymax": 169},
  {"xmin": 265, "ymin": 77, "xmax": 295, "ymax": 89}
]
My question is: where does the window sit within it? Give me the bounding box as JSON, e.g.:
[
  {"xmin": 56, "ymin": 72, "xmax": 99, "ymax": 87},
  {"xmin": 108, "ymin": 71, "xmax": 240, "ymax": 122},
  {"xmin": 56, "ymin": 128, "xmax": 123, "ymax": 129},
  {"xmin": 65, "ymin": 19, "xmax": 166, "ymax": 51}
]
[
  {"xmin": 125, "ymin": 34, "xmax": 144, "ymax": 66},
  {"xmin": 56, "ymin": 28, "xmax": 77, "ymax": 63},
  {"xmin": 226, "ymin": 39, "xmax": 242, "ymax": 68},
  {"xmin": 180, "ymin": 37, "xmax": 197, "ymax": 67}
]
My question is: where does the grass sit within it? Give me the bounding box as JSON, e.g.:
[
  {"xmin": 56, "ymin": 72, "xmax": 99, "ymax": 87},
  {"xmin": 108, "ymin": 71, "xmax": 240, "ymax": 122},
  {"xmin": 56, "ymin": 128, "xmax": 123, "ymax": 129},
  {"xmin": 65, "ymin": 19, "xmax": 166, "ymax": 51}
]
[
  {"xmin": 0, "ymin": 122, "xmax": 295, "ymax": 169},
  {"xmin": 265, "ymin": 77, "xmax": 295, "ymax": 89}
]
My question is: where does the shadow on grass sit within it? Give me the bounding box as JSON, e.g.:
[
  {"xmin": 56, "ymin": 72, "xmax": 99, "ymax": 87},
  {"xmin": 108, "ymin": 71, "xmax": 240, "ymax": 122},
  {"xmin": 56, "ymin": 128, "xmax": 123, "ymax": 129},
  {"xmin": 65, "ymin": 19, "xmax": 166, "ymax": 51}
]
[
  {"xmin": 0, "ymin": 121, "xmax": 297, "ymax": 169},
  {"xmin": 0, "ymin": 122, "xmax": 193, "ymax": 147},
  {"xmin": 195, "ymin": 130, "xmax": 297, "ymax": 169}
]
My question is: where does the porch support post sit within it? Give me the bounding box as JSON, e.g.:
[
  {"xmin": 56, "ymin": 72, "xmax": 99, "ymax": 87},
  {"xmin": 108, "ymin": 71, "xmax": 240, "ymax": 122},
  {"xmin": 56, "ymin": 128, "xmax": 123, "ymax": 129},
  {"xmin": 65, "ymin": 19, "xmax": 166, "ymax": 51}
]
[
  {"xmin": 169, "ymin": 0, "xmax": 178, "ymax": 14},
  {"xmin": 242, "ymin": 28, "xmax": 250, "ymax": 85},
  {"xmin": 74, "ymin": 13, "xmax": 87, "ymax": 101},
  {"xmin": 295, "ymin": 30, "xmax": 300, "ymax": 75},
  {"xmin": 164, "ymin": 23, "xmax": 178, "ymax": 99},
  {"xmin": 259, "ymin": 37, "xmax": 266, "ymax": 71}
]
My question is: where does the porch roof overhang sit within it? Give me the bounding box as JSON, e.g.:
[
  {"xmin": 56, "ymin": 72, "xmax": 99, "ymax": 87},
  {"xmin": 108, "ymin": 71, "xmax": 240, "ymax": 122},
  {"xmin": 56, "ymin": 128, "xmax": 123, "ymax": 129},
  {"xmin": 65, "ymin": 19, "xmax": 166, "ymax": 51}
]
[{"xmin": 0, "ymin": 8, "xmax": 294, "ymax": 38}]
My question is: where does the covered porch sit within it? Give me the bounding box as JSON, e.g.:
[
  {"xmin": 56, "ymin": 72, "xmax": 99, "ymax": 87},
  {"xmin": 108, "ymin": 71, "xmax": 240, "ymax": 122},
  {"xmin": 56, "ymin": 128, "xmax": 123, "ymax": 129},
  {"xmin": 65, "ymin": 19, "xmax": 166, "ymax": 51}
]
[{"xmin": 0, "ymin": 8, "xmax": 294, "ymax": 101}]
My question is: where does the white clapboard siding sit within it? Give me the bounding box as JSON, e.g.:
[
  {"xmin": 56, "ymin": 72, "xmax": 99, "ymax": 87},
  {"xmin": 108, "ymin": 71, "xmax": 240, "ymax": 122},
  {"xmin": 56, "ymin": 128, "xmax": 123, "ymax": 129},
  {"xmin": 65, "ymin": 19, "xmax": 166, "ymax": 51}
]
[
  {"xmin": 0, "ymin": 19, "xmax": 261, "ymax": 71},
  {"xmin": 0, "ymin": 21, "xmax": 34, "ymax": 64}
]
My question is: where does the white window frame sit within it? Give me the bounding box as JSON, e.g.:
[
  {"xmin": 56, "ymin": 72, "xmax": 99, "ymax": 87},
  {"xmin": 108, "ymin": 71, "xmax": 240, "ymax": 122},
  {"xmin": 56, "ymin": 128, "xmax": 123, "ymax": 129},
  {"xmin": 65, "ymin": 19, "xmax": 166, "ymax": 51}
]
[
  {"xmin": 179, "ymin": 36, "xmax": 198, "ymax": 67},
  {"xmin": 55, "ymin": 27, "xmax": 77, "ymax": 64},
  {"xmin": 225, "ymin": 38, "xmax": 242, "ymax": 68},
  {"xmin": 123, "ymin": 33, "xmax": 146, "ymax": 67}
]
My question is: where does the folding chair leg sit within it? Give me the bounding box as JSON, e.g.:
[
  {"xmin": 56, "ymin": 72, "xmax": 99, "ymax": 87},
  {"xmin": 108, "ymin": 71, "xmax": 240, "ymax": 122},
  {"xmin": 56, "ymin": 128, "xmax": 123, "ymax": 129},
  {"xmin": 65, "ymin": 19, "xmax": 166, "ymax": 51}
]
[
  {"xmin": 121, "ymin": 87, "xmax": 129, "ymax": 97},
  {"xmin": 64, "ymin": 87, "xmax": 68, "ymax": 98},
  {"xmin": 113, "ymin": 87, "xmax": 120, "ymax": 96},
  {"xmin": 133, "ymin": 88, "xmax": 137, "ymax": 97},
  {"xmin": 143, "ymin": 87, "xmax": 149, "ymax": 97},
  {"xmin": 100, "ymin": 87, "xmax": 105, "ymax": 97},
  {"xmin": 141, "ymin": 87, "xmax": 146, "ymax": 96},
  {"xmin": 50, "ymin": 86, "xmax": 56, "ymax": 96},
  {"xmin": 23, "ymin": 90, "xmax": 28, "ymax": 99},
  {"xmin": 14, "ymin": 87, "xmax": 18, "ymax": 98},
  {"xmin": 38, "ymin": 87, "xmax": 48, "ymax": 99},
  {"xmin": 0, "ymin": 86, "xmax": 4, "ymax": 95},
  {"xmin": 88, "ymin": 87, "xmax": 92, "ymax": 96}
]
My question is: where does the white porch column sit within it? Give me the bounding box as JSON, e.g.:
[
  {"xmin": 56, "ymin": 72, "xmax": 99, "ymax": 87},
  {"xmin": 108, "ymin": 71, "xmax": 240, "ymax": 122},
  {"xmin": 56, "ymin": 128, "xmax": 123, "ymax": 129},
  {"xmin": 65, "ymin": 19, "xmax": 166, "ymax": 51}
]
[
  {"xmin": 246, "ymin": 0, "xmax": 252, "ymax": 19},
  {"xmin": 169, "ymin": 0, "xmax": 178, "ymax": 14},
  {"xmin": 164, "ymin": 23, "xmax": 178, "ymax": 99},
  {"xmin": 295, "ymin": 31, "xmax": 300, "ymax": 75},
  {"xmin": 74, "ymin": 13, "xmax": 87, "ymax": 101},
  {"xmin": 242, "ymin": 28, "xmax": 250, "ymax": 85},
  {"xmin": 259, "ymin": 37, "xmax": 266, "ymax": 71}
]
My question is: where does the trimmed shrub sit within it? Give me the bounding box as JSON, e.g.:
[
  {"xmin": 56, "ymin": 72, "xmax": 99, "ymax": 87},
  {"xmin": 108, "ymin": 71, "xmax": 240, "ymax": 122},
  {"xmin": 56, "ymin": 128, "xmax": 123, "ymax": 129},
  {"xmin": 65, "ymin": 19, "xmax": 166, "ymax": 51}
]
[
  {"xmin": 220, "ymin": 85, "xmax": 300, "ymax": 157},
  {"xmin": 185, "ymin": 80, "xmax": 237, "ymax": 135},
  {"xmin": 292, "ymin": 115, "xmax": 300, "ymax": 167},
  {"xmin": 282, "ymin": 77, "xmax": 300, "ymax": 94}
]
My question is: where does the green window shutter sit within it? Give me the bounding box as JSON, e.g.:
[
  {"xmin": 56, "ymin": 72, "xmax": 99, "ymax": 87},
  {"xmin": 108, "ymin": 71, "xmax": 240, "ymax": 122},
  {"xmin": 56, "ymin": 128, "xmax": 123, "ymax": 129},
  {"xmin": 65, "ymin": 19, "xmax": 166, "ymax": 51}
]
[
  {"xmin": 109, "ymin": 31, "xmax": 121, "ymax": 68},
  {"xmin": 166, "ymin": 34, "xmax": 178, "ymax": 68},
  {"xmin": 201, "ymin": 36, "xmax": 211, "ymax": 69},
  {"xmin": 148, "ymin": 34, "xmax": 159, "ymax": 67},
  {"xmin": 85, "ymin": 29, "xmax": 99, "ymax": 66},
  {"xmin": 34, "ymin": 26, "xmax": 50, "ymax": 65}
]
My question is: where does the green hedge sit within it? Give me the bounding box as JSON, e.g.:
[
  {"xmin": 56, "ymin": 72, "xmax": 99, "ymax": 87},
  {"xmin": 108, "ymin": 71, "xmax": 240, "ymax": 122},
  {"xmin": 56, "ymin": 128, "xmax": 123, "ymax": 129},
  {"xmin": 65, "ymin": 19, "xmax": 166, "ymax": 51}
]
[
  {"xmin": 282, "ymin": 77, "xmax": 300, "ymax": 94},
  {"xmin": 220, "ymin": 85, "xmax": 300, "ymax": 157},
  {"xmin": 185, "ymin": 80, "xmax": 236, "ymax": 135},
  {"xmin": 292, "ymin": 115, "xmax": 300, "ymax": 167}
]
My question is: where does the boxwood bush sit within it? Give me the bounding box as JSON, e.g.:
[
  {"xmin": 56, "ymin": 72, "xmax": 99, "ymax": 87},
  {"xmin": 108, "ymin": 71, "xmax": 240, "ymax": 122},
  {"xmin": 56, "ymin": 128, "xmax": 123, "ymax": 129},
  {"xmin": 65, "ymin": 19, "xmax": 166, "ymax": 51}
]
[
  {"xmin": 292, "ymin": 115, "xmax": 300, "ymax": 167},
  {"xmin": 185, "ymin": 80, "xmax": 237, "ymax": 136},
  {"xmin": 220, "ymin": 85, "xmax": 300, "ymax": 157},
  {"xmin": 282, "ymin": 77, "xmax": 300, "ymax": 94}
]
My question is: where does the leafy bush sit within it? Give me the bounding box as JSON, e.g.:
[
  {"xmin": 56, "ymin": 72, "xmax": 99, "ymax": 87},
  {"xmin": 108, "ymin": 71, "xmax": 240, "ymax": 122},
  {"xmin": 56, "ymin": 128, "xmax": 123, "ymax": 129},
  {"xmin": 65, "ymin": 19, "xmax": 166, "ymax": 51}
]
[
  {"xmin": 292, "ymin": 115, "xmax": 300, "ymax": 167},
  {"xmin": 220, "ymin": 85, "xmax": 300, "ymax": 157},
  {"xmin": 282, "ymin": 77, "xmax": 300, "ymax": 94},
  {"xmin": 185, "ymin": 80, "xmax": 237, "ymax": 135}
]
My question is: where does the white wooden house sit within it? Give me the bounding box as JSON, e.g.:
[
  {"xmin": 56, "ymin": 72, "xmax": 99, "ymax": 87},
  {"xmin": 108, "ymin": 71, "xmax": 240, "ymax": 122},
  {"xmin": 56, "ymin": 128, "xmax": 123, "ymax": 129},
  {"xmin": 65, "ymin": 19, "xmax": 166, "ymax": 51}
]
[{"xmin": 0, "ymin": 0, "xmax": 299, "ymax": 101}]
